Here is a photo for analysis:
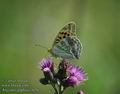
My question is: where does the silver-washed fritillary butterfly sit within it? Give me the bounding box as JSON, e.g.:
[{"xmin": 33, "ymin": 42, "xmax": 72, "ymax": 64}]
[{"xmin": 48, "ymin": 22, "xmax": 82, "ymax": 59}]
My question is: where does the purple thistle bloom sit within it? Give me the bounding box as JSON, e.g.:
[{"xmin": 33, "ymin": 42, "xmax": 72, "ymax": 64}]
[
  {"xmin": 40, "ymin": 58, "xmax": 54, "ymax": 72},
  {"xmin": 77, "ymin": 90, "xmax": 84, "ymax": 94},
  {"xmin": 67, "ymin": 65, "xmax": 87, "ymax": 86}
]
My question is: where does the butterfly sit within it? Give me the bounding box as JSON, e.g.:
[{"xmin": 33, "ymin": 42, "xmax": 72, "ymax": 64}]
[{"xmin": 48, "ymin": 22, "xmax": 82, "ymax": 60}]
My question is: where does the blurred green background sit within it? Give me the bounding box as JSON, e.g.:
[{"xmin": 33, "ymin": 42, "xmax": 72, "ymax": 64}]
[{"xmin": 0, "ymin": 0, "xmax": 120, "ymax": 94}]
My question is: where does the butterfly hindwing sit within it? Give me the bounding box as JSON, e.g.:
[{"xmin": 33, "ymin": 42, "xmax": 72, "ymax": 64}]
[
  {"xmin": 51, "ymin": 37, "xmax": 75, "ymax": 59},
  {"xmin": 66, "ymin": 36, "xmax": 82, "ymax": 59}
]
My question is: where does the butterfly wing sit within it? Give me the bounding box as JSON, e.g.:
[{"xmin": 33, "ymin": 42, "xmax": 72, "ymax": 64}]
[
  {"xmin": 52, "ymin": 22, "xmax": 76, "ymax": 47},
  {"xmin": 51, "ymin": 37, "xmax": 76, "ymax": 59},
  {"xmin": 60, "ymin": 22, "xmax": 76, "ymax": 33},
  {"xmin": 50, "ymin": 22, "xmax": 82, "ymax": 59},
  {"xmin": 66, "ymin": 36, "xmax": 82, "ymax": 59}
]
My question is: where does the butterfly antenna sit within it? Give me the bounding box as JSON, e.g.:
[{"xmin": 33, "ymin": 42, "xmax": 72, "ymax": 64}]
[{"xmin": 35, "ymin": 44, "xmax": 48, "ymax": 50}]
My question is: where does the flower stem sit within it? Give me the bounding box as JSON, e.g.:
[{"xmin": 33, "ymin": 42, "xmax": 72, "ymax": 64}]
[
  {"xmin": 51, "ymin": 83, "xmax": 58, "ymax": 94},
  {"xmin": 61, "ymin": 87, "xmax": 66, "ymax": 94},
  {"xmin": 58, "ymin": 84, "xmax": 62, "ymax": 94}
]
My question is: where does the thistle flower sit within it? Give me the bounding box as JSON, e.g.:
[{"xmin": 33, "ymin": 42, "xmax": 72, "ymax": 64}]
[
  {"xmin": 39, "ymin": 58, "xmax": 88, "ymax": 94},
  {"xmin": 56, "ymin": 59, "xmax": 70, "ymax": 80},
  {"xmin": 66, "ymin": 65, "xmax": 87, "ymax": 86},
  {"xmin": 40, "ymin": 58, "xmax": 54, "ymax": 72},
  {"xmin": 40, "ymin": 58, "xmax": 54, "ymax": 84}
]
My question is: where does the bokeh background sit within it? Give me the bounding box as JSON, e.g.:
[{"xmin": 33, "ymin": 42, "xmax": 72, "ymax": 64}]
[{"xmin": 0, "ymin": 0, "xmax": 120, "ymax": 94}]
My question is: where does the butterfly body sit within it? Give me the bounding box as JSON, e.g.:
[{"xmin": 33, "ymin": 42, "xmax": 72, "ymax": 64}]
[{"xmin": 48, "ymin": 22, "xmax": 82, "ymax": 60}]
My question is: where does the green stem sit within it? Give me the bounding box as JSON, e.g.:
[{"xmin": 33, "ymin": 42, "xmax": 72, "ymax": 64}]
[
  {"xmin": 51, "ymin": 83, "xmax": 58, "ymax": 94},
  {"xmin": 61, "ymin": 87, "xmax": 66, "ymax": 94},
  {"xmin": 58, "ymin": 84, "xmax": 62, "ymax": 94}
]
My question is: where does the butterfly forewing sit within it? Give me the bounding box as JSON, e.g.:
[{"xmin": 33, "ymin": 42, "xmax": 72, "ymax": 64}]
[
  {"xmin": 53, "ymin": 22, "xmax": 76, "ymax": 46},
  {"xmin": 61, "ymin": 22, "xmax": 76, "ymax": 33}
]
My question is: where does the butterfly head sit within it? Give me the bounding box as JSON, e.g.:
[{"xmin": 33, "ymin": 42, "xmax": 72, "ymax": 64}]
[{"xmin": 48, "ymin": 48, "xmax": 52, "ymax": 53}]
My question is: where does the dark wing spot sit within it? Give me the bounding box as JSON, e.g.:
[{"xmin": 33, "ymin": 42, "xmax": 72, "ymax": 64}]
[
  {"xmin": 64, "ymin": 32, "xmax": 67, "ymax": 35},
  {"xmin": 67, "ymin": 34, "xmax": 70, "ymax": 36},
  {"xmin": 56, "ymin": 38, "xmax": 60, "ymax": 42},
  {"xmin": 61, "ymin": 32, "xmax": 64, "ymax": 34},
  {"xmin": 63, "ymin": 36, "xmax": 66, "ymax": 38},
  {"xmin": 55, "ymin": 41, "xmax": 59, "ymax": 43},
  {"xmin": 58, "ymin": 36, "xmax": 62, "ymax": 39},
  {"xmin": 68, "ymin": 24, "xmax": 72, "ymax": 31}
]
